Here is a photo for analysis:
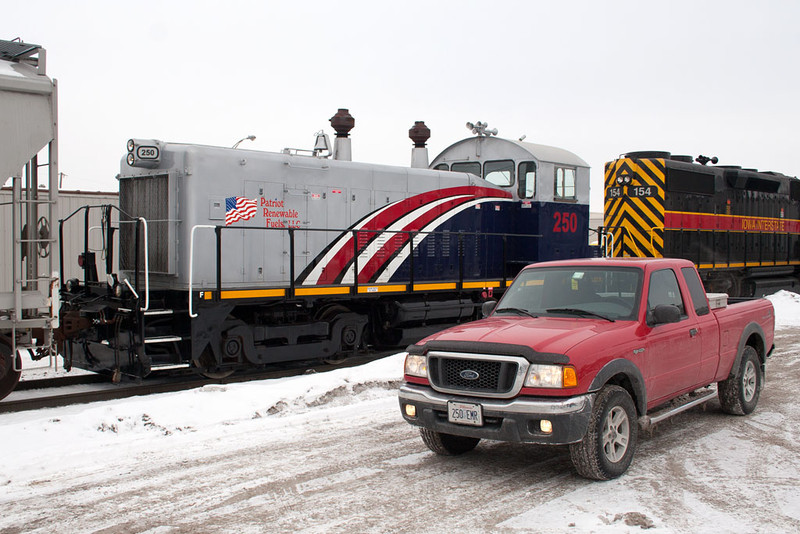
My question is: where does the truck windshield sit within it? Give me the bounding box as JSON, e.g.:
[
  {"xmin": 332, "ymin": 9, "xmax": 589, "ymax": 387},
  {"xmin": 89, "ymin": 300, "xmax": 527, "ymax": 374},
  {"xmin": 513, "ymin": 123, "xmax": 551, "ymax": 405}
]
[{"xmin": 495, "ymin": 266, "xmax": 643, "ymax": 321}]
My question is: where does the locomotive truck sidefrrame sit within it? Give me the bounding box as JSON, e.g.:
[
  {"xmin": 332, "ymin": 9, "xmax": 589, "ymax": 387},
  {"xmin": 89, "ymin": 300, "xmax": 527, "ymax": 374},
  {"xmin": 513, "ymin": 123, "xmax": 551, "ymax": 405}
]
[
  {"xmin": 399, "ymin": 257, "xmax": 774, "ymax": 480},
  {"xmin": 56, "ymin": 113, "xmax": 591, "ymax": 382}
]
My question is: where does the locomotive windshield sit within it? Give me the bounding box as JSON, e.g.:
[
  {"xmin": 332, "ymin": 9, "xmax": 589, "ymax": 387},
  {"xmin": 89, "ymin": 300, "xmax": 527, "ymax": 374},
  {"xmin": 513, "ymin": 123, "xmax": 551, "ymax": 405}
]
[
  {"xmin": 495, "ymin": 266, "xmax": 643, "ymax": 321},
  {"xmin": 484, "ymin": 160, "xmax": 514, "ymax": 187}
]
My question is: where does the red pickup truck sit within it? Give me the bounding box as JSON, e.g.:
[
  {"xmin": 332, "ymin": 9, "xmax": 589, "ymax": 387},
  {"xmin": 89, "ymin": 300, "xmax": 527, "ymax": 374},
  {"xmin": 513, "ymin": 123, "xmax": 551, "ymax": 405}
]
[{"xmin": 398, "ymin": 258, "xmax": 774, "ymax": 479}]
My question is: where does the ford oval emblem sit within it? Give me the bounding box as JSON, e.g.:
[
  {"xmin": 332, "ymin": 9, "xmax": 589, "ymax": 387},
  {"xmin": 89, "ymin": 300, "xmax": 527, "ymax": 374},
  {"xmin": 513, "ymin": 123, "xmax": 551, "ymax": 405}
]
[{"xmin": 460, "ymin": 369, "xmax": 480, "ymax": 381}]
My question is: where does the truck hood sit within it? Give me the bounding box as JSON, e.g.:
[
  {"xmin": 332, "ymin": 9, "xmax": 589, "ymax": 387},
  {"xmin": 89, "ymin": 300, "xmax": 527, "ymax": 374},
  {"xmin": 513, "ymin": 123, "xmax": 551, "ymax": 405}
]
[{"xmin": 418, "ymin": 316, "xmax": 633, "ymax": 356}]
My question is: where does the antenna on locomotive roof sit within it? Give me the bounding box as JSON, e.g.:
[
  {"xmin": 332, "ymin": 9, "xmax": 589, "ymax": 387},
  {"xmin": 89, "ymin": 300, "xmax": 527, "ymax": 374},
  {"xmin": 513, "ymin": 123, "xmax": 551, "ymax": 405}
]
[{"xmin": 466, "ymin": 121, "xmax": 498, "ymax": 137}]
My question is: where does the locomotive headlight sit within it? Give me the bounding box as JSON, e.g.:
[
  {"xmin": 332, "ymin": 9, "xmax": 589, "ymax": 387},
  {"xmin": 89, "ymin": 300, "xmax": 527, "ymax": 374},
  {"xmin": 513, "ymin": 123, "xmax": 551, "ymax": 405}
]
[
  {"xmin": 525, "ymin": 364, "xmax": 577, "ymax": 388},
  {"xmin": 616, "ymin": 176, "xmax": 623, "ymax": 185},
  {"xmin": 126, "ymin": 139, "xmax": 162, "ymax": 168},
  {"xmin": 623, "ymin": 175, "xmax": 632, "ymax": 185},
  {"xmin": 404, "ymin": 353, "xmax": 428, "ymax": 378}
]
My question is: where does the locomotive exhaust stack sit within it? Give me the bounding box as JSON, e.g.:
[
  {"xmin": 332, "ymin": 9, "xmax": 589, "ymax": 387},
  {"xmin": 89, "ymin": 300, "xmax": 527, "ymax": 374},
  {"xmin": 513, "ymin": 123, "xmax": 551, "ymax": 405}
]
[
  {"xmin": 409, "ymin": 121, "xmax": 430, "ymax": 169},
  {"xmin": 330, "ymin": 108, "xmax": 354, "ymax": 161}
]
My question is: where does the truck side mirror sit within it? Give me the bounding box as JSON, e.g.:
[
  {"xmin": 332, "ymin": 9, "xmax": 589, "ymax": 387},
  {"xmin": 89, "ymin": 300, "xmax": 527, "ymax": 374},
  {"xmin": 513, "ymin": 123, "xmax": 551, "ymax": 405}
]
[
  {"xmin": 481, "ymin": 300, "xmax": 497, "ymax": 318},
  {"xmin": 652, "ymin": 304, "xmax": 682, "ymax": 325}
]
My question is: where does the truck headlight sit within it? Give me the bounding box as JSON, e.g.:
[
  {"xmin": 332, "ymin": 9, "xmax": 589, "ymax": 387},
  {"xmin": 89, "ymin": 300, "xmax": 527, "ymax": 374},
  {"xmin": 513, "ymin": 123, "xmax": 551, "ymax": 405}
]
[
  {"xmin": 525, "ymin": 364, "xmax": 577, "ymax": 388},
  {"xmin": 404, "ymin": 353, "xmax": 428, "ymax": 378}
]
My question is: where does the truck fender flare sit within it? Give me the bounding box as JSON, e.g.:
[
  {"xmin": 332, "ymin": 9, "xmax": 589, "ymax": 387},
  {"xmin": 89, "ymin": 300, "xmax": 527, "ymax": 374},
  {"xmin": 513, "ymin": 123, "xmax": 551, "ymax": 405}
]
[
  {"xmin": 588, "ymin": 358, "xmax": 647, "ymax": 415},
  {"xmin": 728, "ymin": 322, "xmax": 766, "ymax": 379}
]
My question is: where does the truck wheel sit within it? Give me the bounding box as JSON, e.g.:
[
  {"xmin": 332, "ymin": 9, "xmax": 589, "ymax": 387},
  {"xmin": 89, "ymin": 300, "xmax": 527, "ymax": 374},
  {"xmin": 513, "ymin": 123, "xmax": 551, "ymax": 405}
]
[
  {"xmin": 419, "ymin": 428, "xmax": 480, "ymax": 455},
  {"xmin": 718, "ymin": 345, "xmax": 762, "ymax": 415},
  {"xmin": 569, "ymin": 385, "xmax": 638, "ymax": 480}
]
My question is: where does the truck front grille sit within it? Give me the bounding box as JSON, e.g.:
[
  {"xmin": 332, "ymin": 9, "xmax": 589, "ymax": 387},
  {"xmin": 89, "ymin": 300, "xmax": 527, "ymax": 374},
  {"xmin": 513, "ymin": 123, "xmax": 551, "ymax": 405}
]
[{"xmin": 429, "ymin": 355, "xmax": 519, "ymax": 395}]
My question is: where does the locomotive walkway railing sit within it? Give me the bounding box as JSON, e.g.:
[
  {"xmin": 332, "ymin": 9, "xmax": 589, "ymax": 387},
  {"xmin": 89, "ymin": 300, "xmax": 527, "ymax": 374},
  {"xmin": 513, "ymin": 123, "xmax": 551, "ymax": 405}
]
[
  {"xmin": 188, "ymin": 224, "xmax": 544, "ymax": 316},
  {"xmin": 59, "ymin": 204, "xmax": 154, "ymax": 311}
]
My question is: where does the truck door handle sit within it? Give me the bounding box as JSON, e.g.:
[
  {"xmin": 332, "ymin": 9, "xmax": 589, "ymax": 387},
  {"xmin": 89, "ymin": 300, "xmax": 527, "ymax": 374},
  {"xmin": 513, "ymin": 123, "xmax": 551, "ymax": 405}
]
[{"xmin": 689, "ymin": 328, "xmax": 698, "ymax": 337}]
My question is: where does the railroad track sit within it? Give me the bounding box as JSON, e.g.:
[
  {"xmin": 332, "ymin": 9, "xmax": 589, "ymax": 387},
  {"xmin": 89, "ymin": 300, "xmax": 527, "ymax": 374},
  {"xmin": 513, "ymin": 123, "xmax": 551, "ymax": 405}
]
[{"xmin": 0, "ymin": 351, "xmax": 397, "ymax": 414}]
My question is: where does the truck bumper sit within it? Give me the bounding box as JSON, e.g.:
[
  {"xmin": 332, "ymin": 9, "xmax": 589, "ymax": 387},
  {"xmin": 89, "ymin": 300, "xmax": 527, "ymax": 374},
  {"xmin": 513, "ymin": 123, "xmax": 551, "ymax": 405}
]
[{"xmin": 398, "ymin": 384, "xmax": 594, "ymax": 445}]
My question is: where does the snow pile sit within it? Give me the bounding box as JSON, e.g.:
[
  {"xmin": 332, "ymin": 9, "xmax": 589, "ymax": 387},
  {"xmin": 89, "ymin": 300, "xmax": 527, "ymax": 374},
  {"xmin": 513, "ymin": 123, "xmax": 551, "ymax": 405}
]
[
  {"xmin": 1, "ymin": 354, "xmax": 406, "ymax": 479},
  {"xmin": 767, "ymin": 290, "xmax": 800, "ymax": 328}
]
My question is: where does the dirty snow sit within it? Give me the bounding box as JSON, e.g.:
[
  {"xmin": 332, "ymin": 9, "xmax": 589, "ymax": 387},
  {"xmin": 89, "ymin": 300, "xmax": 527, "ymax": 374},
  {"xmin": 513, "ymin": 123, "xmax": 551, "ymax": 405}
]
[{"xmin": 0, "ymin": 292, "xmax": 798, "ymax": 533}]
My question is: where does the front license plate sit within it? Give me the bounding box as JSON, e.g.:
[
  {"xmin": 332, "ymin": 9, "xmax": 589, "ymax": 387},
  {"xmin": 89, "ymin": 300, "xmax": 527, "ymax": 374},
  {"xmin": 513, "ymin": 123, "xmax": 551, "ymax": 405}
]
[{"xmin": 448, "ymin": 401, "xmax": 483, "ymax": 426}]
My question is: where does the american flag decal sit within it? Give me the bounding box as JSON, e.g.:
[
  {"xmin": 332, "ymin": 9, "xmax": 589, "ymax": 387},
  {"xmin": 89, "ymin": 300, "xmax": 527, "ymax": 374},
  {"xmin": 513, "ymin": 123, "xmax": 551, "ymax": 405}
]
[{"xmin": 225, "ymin": 196, "xmax": 258, "ymax": 225}]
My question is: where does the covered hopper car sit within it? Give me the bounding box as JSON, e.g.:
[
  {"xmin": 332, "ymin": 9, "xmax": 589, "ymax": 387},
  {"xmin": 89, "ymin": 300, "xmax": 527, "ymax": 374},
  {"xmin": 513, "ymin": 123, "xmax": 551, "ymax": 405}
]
[
  {"xmin": 56, "ymin": 112, "xmax": 591, "ymax": 381},
  {"xmin": 604, "ymin": 151, "xmax": 800, "ymax": 297}
]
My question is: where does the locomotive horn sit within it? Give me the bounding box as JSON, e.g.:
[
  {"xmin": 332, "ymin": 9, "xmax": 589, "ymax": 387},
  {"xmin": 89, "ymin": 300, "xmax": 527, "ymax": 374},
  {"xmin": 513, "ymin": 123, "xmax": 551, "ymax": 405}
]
[{"xmin": 696, "ymin": 155, "xmax": 719, "ymax": 166}]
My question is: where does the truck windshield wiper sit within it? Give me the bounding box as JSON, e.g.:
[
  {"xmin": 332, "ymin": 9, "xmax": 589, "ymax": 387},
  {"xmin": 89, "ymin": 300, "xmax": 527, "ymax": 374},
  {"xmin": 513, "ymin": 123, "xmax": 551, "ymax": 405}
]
[
  {"xmin": 494, "ymin": 307, "xmax": 538, "ymax": 318},
  {"xmin": 545, "ymin": 307, "xmax": 615, "ymax": 322}
]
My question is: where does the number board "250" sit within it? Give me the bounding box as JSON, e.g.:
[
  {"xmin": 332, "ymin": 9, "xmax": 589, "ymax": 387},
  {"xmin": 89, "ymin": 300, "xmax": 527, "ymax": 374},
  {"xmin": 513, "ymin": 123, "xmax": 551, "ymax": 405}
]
[{"xmin": 553, "ymin": 212, "xmax": 578, "ymax": 233}]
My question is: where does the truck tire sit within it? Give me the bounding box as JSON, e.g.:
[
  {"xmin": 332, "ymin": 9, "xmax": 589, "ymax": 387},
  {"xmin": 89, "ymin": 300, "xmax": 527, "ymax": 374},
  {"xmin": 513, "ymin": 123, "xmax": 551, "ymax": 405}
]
[
  {"xmin": 569, "ymin": 385, "xmax": 638, "ymax": 480},
  {"xmin": 718, "ymin": 345, "xmax": 762, "ymax": 415},
  {"xmin": 419, "ymin": 428, "xmax": 480, "ymax": 455}
]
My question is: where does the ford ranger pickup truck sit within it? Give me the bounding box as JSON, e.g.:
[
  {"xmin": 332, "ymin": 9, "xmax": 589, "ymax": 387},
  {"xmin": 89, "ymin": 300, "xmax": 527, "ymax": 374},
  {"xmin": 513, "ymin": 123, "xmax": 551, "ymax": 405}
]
[{"xmin": 398, "ymin": 257, "xmax": 774, "ymax": 479}]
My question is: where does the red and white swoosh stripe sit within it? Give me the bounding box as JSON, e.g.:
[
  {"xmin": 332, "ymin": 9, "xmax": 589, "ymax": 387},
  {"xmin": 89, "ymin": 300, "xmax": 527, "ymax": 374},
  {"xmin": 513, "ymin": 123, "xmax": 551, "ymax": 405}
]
[
  {"xmin": 339, "ymin": 195, "xmax": 472, "ymax": 284},
  {"xmin": 372, "ymin": 197, "xmax": 514, "ymax": 283},
  {"xmin": 300, "ymin": 186, "xmax": 511, "ymax": 285}
]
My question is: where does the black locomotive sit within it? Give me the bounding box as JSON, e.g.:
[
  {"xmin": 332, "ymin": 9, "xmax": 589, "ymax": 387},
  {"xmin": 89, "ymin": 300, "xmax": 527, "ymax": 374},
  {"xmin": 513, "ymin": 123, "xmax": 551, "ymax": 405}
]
[{"xmin": 604, "ymin": 150, "xmax": 800, "ymax": 297}]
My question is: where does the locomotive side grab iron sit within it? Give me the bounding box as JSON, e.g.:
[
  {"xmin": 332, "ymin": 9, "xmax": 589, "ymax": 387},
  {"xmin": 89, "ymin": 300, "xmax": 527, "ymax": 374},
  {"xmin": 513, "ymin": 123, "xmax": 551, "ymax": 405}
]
[{"xmin": 57, "ymin": 111, "xmax": 591, "ymax": 381}]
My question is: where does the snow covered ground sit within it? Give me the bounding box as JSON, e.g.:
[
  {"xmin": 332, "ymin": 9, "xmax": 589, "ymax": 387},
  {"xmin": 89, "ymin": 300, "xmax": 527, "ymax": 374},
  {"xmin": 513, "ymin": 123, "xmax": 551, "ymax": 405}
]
[{"xmin": 2, "ymin": 292, "xmax": 800, "ymax": 533}]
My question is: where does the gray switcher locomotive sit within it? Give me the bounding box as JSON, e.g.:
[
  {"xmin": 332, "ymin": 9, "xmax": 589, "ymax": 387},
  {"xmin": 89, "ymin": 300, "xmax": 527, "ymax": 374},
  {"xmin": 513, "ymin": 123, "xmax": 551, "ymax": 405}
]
[{"xmin": 57, "ymin": 111, "xmax": 591, "ymax": 380}]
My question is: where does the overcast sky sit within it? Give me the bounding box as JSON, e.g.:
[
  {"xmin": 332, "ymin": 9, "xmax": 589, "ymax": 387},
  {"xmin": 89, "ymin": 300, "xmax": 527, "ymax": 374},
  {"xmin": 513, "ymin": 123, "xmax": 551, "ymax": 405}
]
[{"xmin": 4, "ymin": 0, "xmax": 799, "ymax": 211}]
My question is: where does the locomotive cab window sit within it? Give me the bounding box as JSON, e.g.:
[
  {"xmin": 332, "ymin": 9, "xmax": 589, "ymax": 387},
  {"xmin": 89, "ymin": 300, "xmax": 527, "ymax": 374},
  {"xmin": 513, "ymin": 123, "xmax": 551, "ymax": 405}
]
[
  {"xmin": 555, "ymin": 166, "xmax": 577, "ymax": 201},
  {"xmin": 433, "ymin": 163, "xmax": 449, "ymax": 171},
  {"xmin": 518, "ymin": 161, "xmax": 536, "ymax": 198},
  {"xmin": 452, "ymin": 161, "xmax": 481, "ymax": 177},
  {"xmin": 484, "ymin": 160, "xmax": 514, "ymax": 187}
]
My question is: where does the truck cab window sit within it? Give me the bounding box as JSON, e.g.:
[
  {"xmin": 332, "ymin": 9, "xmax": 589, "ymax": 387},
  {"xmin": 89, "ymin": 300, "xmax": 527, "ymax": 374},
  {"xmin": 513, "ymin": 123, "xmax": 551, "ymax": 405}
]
[
  {"xmin": 681, "ymin": 267, "xmax": 710, "ymax": 315},
  {"xmin": 518, "ymin": 161, "xmax": 536, "ymax": 198},
  {"xmin": 484, "ymin": 160, "xmax": 514, "ymax": 187},
  {"xmin": 647, "ymin": 269, "xmax": 685, "ymax": 317},
  {"xmin": 555, "ymin": 166, "xmax": 576, "ymax": 200},
  {"xmin": 452, "ymin": 162, "xmax": 481, "ymax": 177}
]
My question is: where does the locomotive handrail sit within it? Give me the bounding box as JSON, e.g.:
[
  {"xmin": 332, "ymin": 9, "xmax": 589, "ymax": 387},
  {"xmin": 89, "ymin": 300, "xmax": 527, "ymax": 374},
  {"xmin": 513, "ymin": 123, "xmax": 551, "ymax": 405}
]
[
  {"xmin": 603, "ymin": 231, "xmax": 614, "ymax": 257},
  {"xmin": 191, "ymin": 225, "xmax": 544, "ymax": 315},
  {"xmin": 188, "ymin": 224, "xmax": 216, "ymax": 318},
  {"xmin": 648, "ymin": 226, "xmax": 664, "ymax": 256},
  {"xmin": 138, "ymin": 217, "xmax": 150, "ymax": 311}
]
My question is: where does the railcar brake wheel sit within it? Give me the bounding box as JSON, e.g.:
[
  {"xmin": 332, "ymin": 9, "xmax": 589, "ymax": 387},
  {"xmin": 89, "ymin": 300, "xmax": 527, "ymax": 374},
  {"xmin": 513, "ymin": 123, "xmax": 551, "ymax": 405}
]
[{"xmin": 0, "ymin": 339, "xmax": 22, "ymax": 401}]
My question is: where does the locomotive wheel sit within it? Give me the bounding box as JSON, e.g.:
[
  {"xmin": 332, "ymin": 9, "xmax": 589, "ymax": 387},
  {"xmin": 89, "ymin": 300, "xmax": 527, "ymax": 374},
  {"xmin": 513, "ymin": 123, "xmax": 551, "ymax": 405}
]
[
  {"xmin": 0, "ymin": 338, "xmax": 22, "ymax": 401},
  {"xmin": 193, "ymin": 347, "xmax": 234, "ymax": 379},
  {"xmin": 316, "ymin": 305, "xmax": 356, "ymax": 365}
]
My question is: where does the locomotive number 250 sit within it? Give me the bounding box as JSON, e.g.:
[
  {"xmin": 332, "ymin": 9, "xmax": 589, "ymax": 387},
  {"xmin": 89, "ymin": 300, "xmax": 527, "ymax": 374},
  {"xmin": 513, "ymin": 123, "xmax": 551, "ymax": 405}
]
[{"xmin": 553, "ymin": 212, "xmax": 578, "ymax": 233}]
